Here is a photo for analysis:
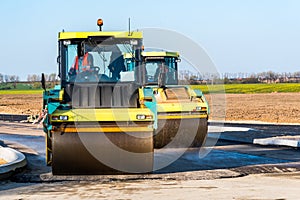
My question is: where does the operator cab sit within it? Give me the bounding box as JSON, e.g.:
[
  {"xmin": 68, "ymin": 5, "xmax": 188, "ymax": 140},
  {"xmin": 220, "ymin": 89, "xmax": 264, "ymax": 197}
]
[
  {"xmin": 61, "ymin": 37, "xmax": 142, "ymax": 84},
  {"xmin": 57, "ymin": 21, "xmax": 143, "ymax": 108},
  {"xmin": 124, "ymin": 51, "xmax": 180, "ymax": 87}
]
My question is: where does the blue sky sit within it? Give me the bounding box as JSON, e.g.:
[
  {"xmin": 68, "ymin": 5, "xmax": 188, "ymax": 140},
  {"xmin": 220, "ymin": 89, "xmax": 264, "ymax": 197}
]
[{"xmin": 0, "ymin": 0, "xmax": 299, "ymax": 80}]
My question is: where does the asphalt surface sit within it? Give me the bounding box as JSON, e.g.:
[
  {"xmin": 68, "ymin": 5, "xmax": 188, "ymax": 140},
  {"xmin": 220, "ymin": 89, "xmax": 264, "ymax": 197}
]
[
  {"xmin": 0, "ymin": 121, "xmax": 299, "ymax": 183},
  {"xmin": 0, "ymin": 121, "xmax": 300, "ymax": 199}
]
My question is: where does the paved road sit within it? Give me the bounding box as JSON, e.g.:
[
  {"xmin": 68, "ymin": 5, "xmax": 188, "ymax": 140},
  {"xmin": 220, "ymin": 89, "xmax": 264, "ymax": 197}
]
[
  {"xmin": 0, "ymin": 121, "xmax": 299, "ymax": 178},
  {"xmin": 0, "ymin": 121, "xmax": 299, "ymax": 199},
  {"xmin": 2, "ymin": 172, "xmax": 300, "ymax": 200}
]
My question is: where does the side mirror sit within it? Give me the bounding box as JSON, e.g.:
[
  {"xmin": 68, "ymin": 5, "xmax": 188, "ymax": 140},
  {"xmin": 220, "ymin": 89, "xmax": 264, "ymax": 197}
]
[{"xmin": 41, "ymin": 73, "xmax": 46, "ymax": 91}]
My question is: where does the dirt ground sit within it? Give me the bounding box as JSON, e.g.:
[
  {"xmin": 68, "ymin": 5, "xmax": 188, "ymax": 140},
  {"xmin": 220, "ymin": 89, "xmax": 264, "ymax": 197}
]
[
  {"xmin": 0, "ymin": 94, "xmax": 42, "ymax": 115},
  {"xmin": 0, "ymin": 92, "xmax": 300, "ymax": 123},
  {"xmin": 226, "ymin": 93, "xmax": 300, "ymax": 123}
]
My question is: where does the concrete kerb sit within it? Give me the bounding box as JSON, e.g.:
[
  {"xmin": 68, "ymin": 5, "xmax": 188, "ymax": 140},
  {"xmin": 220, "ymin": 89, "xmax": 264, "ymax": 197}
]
[
  {"xmin": 209, "ymin": 120, "xmax": 300, "ymax": 126},
  {"xmin": 208, "ymin": 120, "xmax": 300, "ymax": 148},
  {"xmin": 254, "ymin": 137, "xmax": 300, "ymax": 148},
  {"xmin": 0, "ymin": 146, "xmax": 27, "ymax": 179}
]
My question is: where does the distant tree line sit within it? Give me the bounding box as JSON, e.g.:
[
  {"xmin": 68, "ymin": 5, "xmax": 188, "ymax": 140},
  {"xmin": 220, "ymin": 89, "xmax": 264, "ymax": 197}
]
[
  {"xmin": 180, "ymin": 70, "xmax": 300, "ymax": 84},
  {"xmin": 26, "ymin": 73, "xmax": 58, "ymax": 89},
  {"xmin": 0, "ymin": 73, "xmax": 58, "ymax": 83},
  {"xmin": 0, "ymin": 73, "xmax": 58, "ymax": 89},
  {"xmin": 0, "ymin": 73, "xmax": 21, "ymax": 89},
  {"xmin": 0, "ymin": 73, "xmax": 20, "ymax": 83},
  {"xmin": 1, "ymin": 70, "xmax": 300, "ymax": 87},
  {"xmin": 26, "ymin": 73, "xmax": 57, "ymax": 82}
]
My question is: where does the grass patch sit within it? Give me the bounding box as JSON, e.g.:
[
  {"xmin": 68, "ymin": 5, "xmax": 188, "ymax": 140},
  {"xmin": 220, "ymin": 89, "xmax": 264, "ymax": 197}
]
[
  {"xmin": 191, "ymin": 83, "xmax": 300, "ymax": 94},
  {"xmin": 0, "ymin": 83, "xmax": 299, "ymax": 95},
  {"xmin": 0, "ymin": 83, "xmax": 35, "ymax": 90},
  {"xmin": 0, "ymin": 90, "xmax": 43, "ymax": 95}
]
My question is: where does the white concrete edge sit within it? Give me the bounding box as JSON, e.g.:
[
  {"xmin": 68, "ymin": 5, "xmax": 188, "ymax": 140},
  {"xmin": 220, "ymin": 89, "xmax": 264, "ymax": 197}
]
[
  {"xmin": 0, "ymin": 147, "xmax": 27, "ymax": 174},
  {"xmin": 209, "ymin": 120, "xmax": 300, "ymax": 126},
  {"xmin": 253, "ymin": 138, "xmax": 300, "ymax": 148},
  {"xmin": 208, "ymin": 126, "xmax": 259, "ymax": 133}
]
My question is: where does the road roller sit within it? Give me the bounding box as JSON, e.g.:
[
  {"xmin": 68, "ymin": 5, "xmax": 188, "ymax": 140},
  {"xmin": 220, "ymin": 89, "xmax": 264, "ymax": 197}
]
[
  {"xmin": 42, "ymin": 19, "xmax": 155, "ymax": 175},
  {"xmin": 123, "ymin": 51, "xmax": 209, "ymax": 148}
]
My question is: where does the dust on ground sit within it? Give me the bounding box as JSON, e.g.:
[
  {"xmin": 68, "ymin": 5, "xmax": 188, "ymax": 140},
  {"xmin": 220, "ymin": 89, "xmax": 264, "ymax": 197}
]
[{"xmin": 1, "ymin": 93, "xmax": 299, "ymax": 123}]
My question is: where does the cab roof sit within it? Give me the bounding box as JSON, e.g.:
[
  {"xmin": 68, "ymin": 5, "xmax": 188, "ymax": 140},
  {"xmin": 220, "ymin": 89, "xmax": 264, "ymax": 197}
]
[
  {"xmin": 58, "ymin": 31, "xmax": 143, "ymax": 40},
  {"xmin": 123, "ymin": 51, "xmax": 179, "ymax": 59},
  {"xmin": 142, "ymin": 51, "xmax": 179, "ymax": 57}
]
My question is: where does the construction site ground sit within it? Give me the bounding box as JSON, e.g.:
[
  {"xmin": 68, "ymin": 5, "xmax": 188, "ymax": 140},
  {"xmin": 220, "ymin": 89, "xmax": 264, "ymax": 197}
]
[{"xmin": 0, "ymin": 92, "xmax": 300, "ymax": 199}]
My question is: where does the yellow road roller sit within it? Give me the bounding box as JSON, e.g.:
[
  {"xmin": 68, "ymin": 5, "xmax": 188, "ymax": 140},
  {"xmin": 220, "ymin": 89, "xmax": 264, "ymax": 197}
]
[
  {"xmin": 42, "ymin": 19, "xmax": 209, "ymax": 175},
  {"xmin": 124, "ymin": 51, "xmax": 209, "ymax": 148},
  {"xmin": 42, "ymin": 19, "xmax": 155, "ymax": 175}
]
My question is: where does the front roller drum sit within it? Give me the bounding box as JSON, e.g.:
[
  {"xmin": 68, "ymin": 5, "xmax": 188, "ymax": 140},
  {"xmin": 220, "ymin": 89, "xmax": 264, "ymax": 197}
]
[
  {"xmin": 154, "ymin": 118, "xmax": 208, "ymax": 148},
  {"xmin": 52, "ymin": 130, "xmax": 153, "ymax": 175}
]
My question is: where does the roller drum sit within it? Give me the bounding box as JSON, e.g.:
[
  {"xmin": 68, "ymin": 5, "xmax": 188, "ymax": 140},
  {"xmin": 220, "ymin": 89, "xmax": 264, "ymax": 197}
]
[
  {"xmin": 154, "ymin": 118, "xmax": 208, "ymax": 148},
  {"xmin": 52, "ymin": 126, "xmax": 153, "ymax": 175}
]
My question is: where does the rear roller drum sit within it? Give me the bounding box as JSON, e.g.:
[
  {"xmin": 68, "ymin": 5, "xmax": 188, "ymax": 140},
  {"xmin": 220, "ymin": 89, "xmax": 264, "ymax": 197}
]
[{"xmin": 154, "ymin": 118, "xmax": 208, "ymax": 148}]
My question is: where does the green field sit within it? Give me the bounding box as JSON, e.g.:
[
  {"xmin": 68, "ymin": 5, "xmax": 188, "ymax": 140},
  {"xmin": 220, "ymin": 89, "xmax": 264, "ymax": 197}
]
[
  {"xmin": 0, "ymin": 83, "xmax": 299, "ymax": 95},
  {"xmin": 192, "ymin": 83, "xmax": 300, "ymax": 94},
  {"xmin": 0, "ymin": 90, "xmax": 43, "ymax": 95}
]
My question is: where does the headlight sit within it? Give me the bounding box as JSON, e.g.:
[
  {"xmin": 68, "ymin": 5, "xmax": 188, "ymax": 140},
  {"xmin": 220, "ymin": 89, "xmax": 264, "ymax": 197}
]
[
  {"xmin": 136, "ymin": 114, "xmax": 146, "ymax": 120},
  {"xmin": 196, "ymin": 106, "xmax": 206, "ymax": 111},
  {"xmin": 136, "ymin": 115, "xmax": 153, "ymax": 120},
  {"xmin": 59, "ymin": 115, "xmax": 68, "ymax": 120}
]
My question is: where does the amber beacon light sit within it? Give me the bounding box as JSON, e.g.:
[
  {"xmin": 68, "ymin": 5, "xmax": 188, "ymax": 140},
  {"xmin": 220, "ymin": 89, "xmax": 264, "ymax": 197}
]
[{"xmin": 97, "ymin": 19, "xmax": 103, "ymax": 31}]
